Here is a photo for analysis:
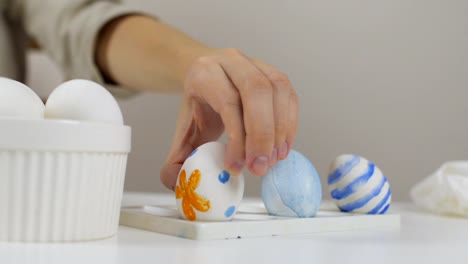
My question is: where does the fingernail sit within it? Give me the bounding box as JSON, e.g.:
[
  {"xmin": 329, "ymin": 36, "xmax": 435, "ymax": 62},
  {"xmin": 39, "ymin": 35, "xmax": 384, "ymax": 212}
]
[
  {"xmin": 270, "ymin": 148, "xmax": 278, "ymax": 165},
  {"xmin": 279, "ymin": 142, "xmax": 289, "ymax": 158},
  {"xmin": 229, "ymin": 160, "xmax": 245, "ymax": 175},
  {"xmin": 253, "ymin": 156, "xmax": 269, "ymax": 175}
]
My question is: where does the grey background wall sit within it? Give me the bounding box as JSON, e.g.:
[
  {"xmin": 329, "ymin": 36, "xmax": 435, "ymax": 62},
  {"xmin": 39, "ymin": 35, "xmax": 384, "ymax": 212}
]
[{"xmin": 27, "ymin": 0, "xmax": 468, "ymax": 201}]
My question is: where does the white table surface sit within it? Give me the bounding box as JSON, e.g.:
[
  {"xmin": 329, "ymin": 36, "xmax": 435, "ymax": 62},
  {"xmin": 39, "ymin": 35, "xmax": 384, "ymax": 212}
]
[{"xmin": 0, "ymin": 192, "xmax": 467, "ymax": 264}]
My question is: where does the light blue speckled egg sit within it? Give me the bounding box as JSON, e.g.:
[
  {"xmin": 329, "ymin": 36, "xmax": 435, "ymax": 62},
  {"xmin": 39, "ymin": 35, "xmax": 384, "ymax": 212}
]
[
  {"xmin": 328, "ymin": 154, "xmax": 391, "ymax": 214},
  {"xmin": 261, "ymin": 150, "xmax": 322, "ymax": 217}
]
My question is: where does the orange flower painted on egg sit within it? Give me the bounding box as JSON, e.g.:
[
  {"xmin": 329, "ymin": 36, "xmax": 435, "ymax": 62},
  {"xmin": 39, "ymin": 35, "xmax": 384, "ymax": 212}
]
[{"xmin": 175, "ymin": 169, "xmax": 211, "ymax": 221}]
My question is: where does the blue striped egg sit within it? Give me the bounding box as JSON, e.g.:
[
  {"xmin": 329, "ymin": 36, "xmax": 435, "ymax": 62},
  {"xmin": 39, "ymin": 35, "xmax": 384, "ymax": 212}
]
[
  {"xmin": 261, "ymin": 150, "xmax": 322, "ymax": 218},
  {"xmin": 328, "ymin": 155, "xmax": 391, "ymax": 214}
]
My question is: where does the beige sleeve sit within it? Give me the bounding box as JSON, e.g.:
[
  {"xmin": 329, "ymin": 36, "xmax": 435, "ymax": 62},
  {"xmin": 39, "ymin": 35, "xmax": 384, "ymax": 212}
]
[{"xmin": 7, "ymin": 0, "xmax": 156, "ymax": 98}]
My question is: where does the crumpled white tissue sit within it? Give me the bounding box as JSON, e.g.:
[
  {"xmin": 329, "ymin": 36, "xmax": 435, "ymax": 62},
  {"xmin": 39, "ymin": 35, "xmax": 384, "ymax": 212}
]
[{"xmin": 410, "ymin": 161, "xmax": 468, "ymax": 217}]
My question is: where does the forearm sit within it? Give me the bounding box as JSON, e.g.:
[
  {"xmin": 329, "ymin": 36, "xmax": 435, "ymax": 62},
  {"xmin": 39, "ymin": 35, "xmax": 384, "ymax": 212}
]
[{"xmin": 96, "ymin": 15, "xmax": 212, "ymax": 93}]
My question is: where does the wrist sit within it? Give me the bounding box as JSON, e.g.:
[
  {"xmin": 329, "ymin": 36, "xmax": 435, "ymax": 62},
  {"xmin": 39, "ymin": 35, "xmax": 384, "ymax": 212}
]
[{"xmin": 97, "ymin": 14, "xmax": 216, "ymax": 93}]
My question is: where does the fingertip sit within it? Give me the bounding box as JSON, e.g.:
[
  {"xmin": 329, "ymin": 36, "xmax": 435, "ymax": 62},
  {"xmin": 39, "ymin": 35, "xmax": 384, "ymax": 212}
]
[
  {"xmin": 249, "ymin": 155, "xmax": 270, "ymax": 176},
  {"xmin": 160, "ymin": 164, "xmax": 182, "ymax": 192},
  {"xmin": 245, "ymin": 133, "xmax": 274, "ymax": 175},
  {"xmin": 225, "ymin": 138, "xmax": 246, "ymax": 175},
  {"xmin": 225, "ymin": 160, "xmax": 245, "ymax": 176}
]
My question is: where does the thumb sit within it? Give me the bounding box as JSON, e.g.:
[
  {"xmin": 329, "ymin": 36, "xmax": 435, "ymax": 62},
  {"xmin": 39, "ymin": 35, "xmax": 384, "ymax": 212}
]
[
  {"xmin": 160, "ymin": 162, "xmax": 183, "ymax": 191},
  {"xmin": 160, "ymin": 96, "xmax": 196, "ymax": 190},
  {"xmin": 160, "ymin": 143, "xmax": 196, "ymax": 190}
]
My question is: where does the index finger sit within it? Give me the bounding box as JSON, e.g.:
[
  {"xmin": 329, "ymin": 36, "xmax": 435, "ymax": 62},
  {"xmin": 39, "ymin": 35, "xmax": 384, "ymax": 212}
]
[{"xmin": 217, "ymin": 49, "xmax": 275, "ymax": 176}]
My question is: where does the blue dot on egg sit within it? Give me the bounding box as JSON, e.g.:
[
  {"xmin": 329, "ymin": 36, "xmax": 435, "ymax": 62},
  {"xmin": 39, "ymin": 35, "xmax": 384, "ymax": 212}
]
[
  {"xmin": 218, "ymin": 170, "xmax": 230, "ymax": 184},
  {"xmin": 224, "ymin": 206, "xmax": 236, "ymax": 218},
  {"xmin": 188, "ymin": 148, "xmax": 198, "ymax": 158}
]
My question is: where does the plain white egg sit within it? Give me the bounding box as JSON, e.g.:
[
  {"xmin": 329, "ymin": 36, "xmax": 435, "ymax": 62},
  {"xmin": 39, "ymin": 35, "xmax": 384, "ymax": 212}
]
[
  {"xmin": 0, "ymin": 77, "xmax": 45, "ymax": 119},
  {"xmin": 175, "ymin": 141, "xmax": 245, "ymax": 221},
  {"xmin": 45, "ymin": 79, "xmax": 123, "ymax": 125}
]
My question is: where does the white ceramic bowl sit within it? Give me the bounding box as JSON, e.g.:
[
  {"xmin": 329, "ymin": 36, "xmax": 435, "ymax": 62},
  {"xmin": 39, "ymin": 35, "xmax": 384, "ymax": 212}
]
[{"xmin": 0, "ymin": 119, "xmax": 131, "ymax": 242}]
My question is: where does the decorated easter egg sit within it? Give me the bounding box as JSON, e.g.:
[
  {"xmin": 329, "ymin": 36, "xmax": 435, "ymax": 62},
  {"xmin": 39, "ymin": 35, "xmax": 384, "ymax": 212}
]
[
  {"xmin": 45, "ymin": 79, "xmax": 123, "ymax": 125},
  {"xmin": 175, "ymin": 141, "xmax": 245, "ymax": 221},
  {"xmin": 328, "ymin": 154, "xmax": 391, "ymax": 214},
  {"xmin": 261, "ymin": 150, "xmax": 322, "ymax": 217},
  {"xmin": 0, "ymin": 77, "xmax": 44, "ymax": 119}
]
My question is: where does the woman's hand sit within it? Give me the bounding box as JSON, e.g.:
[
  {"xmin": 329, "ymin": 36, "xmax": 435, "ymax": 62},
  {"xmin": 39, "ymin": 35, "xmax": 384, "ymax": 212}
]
[
  {"xmin": 160, "ymin": 48, "xmax": 298, "ymax": 190},
  {"xmin": 95, "ymin": 15, "xmax": 298, "ymax": 190}
]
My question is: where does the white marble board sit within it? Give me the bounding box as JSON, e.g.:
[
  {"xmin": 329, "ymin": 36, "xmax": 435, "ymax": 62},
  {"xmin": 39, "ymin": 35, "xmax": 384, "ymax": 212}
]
[{"xmin": 119, "ymin": 200, "xmax": 400, "ymax": 240}]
